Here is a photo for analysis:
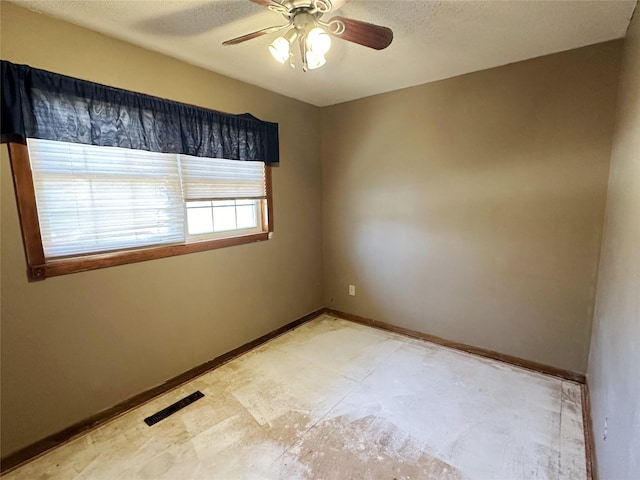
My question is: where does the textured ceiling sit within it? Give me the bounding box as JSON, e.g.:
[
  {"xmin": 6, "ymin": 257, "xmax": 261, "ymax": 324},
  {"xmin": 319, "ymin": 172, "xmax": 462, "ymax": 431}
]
[{"xmin": 9, "ymin": 0, "xmax": 638, "ymax": 106}]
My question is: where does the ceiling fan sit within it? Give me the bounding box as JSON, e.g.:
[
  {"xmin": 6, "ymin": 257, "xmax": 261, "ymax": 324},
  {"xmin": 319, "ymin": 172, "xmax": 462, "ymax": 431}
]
[{"xmin": 222, "ymin": 0, "xmax": 393, "ymax": 72}]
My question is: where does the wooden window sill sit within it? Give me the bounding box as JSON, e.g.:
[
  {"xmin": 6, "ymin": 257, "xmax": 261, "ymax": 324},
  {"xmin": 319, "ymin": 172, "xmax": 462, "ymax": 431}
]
[{"xmin": 28, "ymin": 233, "xmax": 270, "ymax": 279}]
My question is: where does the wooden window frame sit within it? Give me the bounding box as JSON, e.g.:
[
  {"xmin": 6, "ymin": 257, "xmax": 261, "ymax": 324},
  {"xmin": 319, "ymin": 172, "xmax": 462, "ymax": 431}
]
[{"xmin": 7, "ymin": 142, "xmax": 275, "ymax": 280}]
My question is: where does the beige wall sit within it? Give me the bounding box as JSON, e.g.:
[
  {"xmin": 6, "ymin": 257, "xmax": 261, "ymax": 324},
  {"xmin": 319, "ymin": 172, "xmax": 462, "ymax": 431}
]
[
  {"xmin": 587, "ymin": 8, "xmax": 640, "ymax": 480},
  {"xmin": 321, "ymin": 42, "xmax": 622, "ymax": 374},
  {"xmin": 0, "ymin": 3, "xmax": 323, "ymax": 456}
]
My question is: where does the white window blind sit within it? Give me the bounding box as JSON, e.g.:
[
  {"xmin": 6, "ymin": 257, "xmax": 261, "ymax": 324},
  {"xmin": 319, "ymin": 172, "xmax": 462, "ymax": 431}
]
[
  {"xmin": 27, "ymin": 139, "xmax": 184, "ymax": 259},
  {"xmin": 180, "ymin": 155, "xmax": 266, "ymax": 200}
]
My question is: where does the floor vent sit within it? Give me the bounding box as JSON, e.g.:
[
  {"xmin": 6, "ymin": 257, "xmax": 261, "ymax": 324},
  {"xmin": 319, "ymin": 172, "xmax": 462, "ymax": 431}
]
[{"xmin": 144, "ymin": 391, "xmax": 204, "ymax": 426}]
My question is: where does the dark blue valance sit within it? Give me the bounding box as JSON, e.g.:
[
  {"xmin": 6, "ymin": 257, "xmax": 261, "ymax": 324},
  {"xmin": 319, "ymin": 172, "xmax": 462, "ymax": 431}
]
[{"xmin": 1, "ymin": 60, "xmax": 279, "ymax": 164}]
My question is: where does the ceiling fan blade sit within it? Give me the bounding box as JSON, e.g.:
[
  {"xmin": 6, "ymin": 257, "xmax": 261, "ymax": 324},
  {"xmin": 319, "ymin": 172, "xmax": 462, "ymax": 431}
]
[
  {"xmin": 222, "ymin": 24, "xmax": 289, "ymax": 46},
  {"xmin": 328, "ymin": 16, "xmax": 393, "ymax": 50}
]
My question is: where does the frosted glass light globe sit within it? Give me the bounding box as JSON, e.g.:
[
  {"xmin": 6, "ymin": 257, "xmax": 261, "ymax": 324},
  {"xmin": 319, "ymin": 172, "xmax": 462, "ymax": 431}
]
[
  {"xmin": 269, "ymin": 37, "xmax": 290, "ymax": 64},
  {"xmin": 307, "ymin": 27, "xmax": 331, "ymax": 55},
  {"xmin": 306, "ymin": 51, "xmax": 327, "ymax": 70}
]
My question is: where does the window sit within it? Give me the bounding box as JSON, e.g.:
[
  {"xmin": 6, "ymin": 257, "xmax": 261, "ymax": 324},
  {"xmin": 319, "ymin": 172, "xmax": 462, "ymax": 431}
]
[
  {"xmin": 2, "ymin": 61, "xmax": 279, "ymax": 279},
  {"xmin": 186, "ymin": 200, "xmax": 262, "ymax": 239},
  {"xmin": 8, "ymin": 139, "xmax": 273, "ymax": 279}
]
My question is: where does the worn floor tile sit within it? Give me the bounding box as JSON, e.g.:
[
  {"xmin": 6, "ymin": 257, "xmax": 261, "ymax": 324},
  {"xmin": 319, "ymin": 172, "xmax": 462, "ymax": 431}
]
[{"xmin": 2, "ymin": 314, "xmax": 587, "ymax": 480}]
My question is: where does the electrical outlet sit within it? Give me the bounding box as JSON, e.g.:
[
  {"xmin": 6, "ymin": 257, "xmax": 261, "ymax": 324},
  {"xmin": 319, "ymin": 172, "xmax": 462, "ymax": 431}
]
[
  {"xmin": 603, "ymin": 417, "xmax": 608, "ymax": 441},
  {"xmin": 349, "ymin": 285, "xmax": 356, "ymax": 296}
]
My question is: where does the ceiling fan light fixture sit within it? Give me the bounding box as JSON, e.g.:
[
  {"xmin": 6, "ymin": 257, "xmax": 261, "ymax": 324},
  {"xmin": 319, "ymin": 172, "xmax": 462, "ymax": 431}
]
[
  {"xmin": 307, "ymin": 26, "xmax": 331, "ymax": 55},
  {"xmin": 305, "ymin": 50, "xmax": 326, "ymax": 70},
  {"xmin": 269, "ymin": 28, "xmax": 299, "ymax": 64},
  {"xmin": 269, "ymin": 36, "xmax": 291, "ymax": 63}
]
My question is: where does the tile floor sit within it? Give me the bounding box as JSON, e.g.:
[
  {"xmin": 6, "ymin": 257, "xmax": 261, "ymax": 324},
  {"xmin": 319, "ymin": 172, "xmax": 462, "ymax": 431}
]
[{"xmin": 2, "ymin": 314, "xmax": 587, "ymax": 479}]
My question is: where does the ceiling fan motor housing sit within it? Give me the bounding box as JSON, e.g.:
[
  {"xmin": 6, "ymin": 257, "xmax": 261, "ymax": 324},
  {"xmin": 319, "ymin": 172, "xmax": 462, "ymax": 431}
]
[
  {"xmin": 282, "ymin": 0, "xmax": 330, "ymax": 15},
  {"xmin": 293, "ymin": 12, "xmax": 318, "ymax": 31}
]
